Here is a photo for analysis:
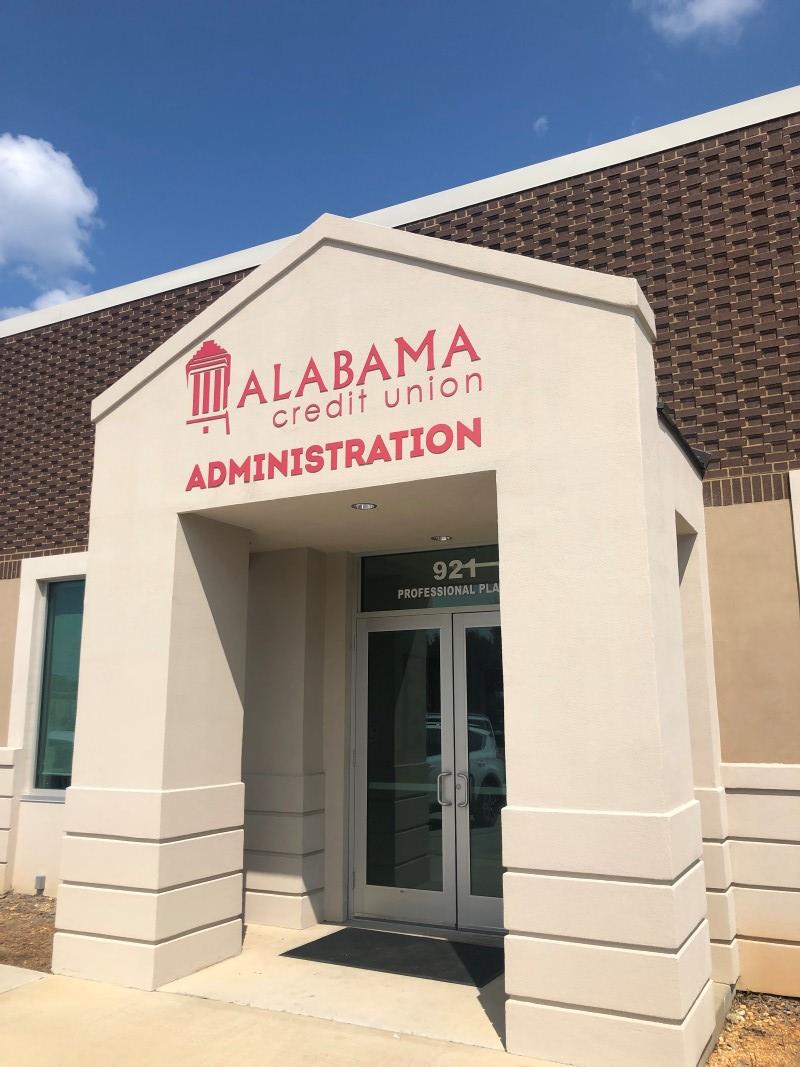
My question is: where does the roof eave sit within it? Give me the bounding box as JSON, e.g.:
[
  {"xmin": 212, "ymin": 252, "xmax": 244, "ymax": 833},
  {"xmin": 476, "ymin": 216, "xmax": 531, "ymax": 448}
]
[{"xmin": 2, "ymin": 83, "xmax": 799, "ymax": 340}]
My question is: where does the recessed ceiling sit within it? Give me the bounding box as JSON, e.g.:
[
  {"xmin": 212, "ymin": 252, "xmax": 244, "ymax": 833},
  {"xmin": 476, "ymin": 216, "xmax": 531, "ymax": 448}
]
[{"xmin": 193, "ymin": 471, "xmax": 497, "ymax": 555}]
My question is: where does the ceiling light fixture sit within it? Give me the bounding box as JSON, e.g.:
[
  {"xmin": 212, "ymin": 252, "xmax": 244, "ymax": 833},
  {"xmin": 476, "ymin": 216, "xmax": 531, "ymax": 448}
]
[
  {"xmin": 351, "ymin": 502, "xmax": 378, "ymax": 511},
  {"xmin": 430, "ymin": 534, "xmax": 452, "ymax": 542}
]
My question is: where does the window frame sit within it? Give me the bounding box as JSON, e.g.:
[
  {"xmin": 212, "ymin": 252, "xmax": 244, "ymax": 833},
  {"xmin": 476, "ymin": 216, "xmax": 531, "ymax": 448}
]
[
  {"xmin": 32, "ymin": 578, "xmax": 86, "ymax": 792},
  {"xmin": 7, "ymin": 553, "xmax": 88, "ymax": 802}
]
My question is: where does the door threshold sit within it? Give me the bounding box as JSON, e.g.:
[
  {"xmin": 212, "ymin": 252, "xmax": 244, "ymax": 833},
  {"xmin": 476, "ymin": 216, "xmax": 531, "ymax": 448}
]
[{"xmin": 346, "ymin": 915, "xmax": 505, "ymax": 948}]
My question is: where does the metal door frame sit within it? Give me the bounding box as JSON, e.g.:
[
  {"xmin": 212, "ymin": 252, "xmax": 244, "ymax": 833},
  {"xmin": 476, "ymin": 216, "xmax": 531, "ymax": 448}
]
[
  {"xmin": 352, "ymin": 613, "xmax": 457, "ymax": 926},
  {"xmin": 452, "ymin": 609, "xmax": 504, "ymax": 931},
  {"xmin": 351, "ymin": 608, "xmax": 504, "ymax": 932}
]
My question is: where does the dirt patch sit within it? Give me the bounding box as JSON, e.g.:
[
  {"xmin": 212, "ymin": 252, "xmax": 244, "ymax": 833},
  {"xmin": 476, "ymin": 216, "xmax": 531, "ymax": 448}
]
[
  {"xmin": 0, "ymin": 891, "xmax": 55, "ymax": 972},
  {"xmin": 708, "ymin": 992, "xmax": 800, "ymax": 1067}
]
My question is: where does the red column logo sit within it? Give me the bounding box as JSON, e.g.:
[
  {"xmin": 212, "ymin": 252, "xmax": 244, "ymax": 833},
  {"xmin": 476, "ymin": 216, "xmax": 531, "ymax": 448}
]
[{"xmin": 185, "ymin": 340, "xmax": 231, "ymax": 435}]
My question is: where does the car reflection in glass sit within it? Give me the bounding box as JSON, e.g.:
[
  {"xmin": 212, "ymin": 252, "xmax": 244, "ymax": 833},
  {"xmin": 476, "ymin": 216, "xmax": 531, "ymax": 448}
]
[{"xmin": 425, "ymin": 715, "xmax": 506, "ymax": 826}]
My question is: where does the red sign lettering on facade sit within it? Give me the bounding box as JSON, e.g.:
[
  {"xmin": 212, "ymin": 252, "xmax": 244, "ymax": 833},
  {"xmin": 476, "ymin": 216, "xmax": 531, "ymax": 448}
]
[{"xmin": 186, "ymin": 339, "xmax": 231, "ymax": 435}]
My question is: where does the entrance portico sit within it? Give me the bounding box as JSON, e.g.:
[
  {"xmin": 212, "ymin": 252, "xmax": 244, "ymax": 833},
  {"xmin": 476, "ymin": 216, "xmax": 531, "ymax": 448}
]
[
  {"xmin": 52, "ymin": 215, "xmax": 721, "ymax": 1066},
  {"xmin": 229, "ymin": 470, "xmax": 501, "ymax": 934}
]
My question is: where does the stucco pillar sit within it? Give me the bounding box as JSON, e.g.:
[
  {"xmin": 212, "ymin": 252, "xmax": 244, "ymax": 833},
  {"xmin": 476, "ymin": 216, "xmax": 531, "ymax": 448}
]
[
  {"xmin": 678, "ymin": 526, "xmax": 740, "ymax": 989},
  {"xmin": 0, "ymin": 748, "xmax": 17, "ymax": 892},
  {"xmin": 497, "ymin": 340, "xmax": 714, "ymax": 1067},
  {"xmin": 52, "ymin": 514, "xmax": 250, "ymax": 989},
  {"xmin": 242, "ymin": 548, "xmax": 325, "ymax": 928}
]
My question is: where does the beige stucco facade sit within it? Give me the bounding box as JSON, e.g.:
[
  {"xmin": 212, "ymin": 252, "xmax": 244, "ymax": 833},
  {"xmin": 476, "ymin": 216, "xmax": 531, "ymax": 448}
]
[
  {"xmin": 24, "ymin": 215, "xmax": 726, "ymax": 1067},
  {"xmin": 697, "ymin": 498, "xmax": 800, "ymax": 1002},
  {"xmin": 0, "ymin": 577, "xmax": 20, "ymax": 748},
  {"xmin": 706, "ymin": 499, "xmax": 800, "ymax": 764},
  {"xmin": 0, "ymin": 90, "xmax": 796, "ymax": 1067},
  {"xmin": 3, "ymin": 213, "xmax": 795, "ymax": 1062},
  {"xmin": 0, "ymin": 200, "xmax": 794, "ymax": 1067},
  {"xmin": 0, "ymin": 212, "xmax": 796, "ymax": 1064},
  {"xmin": 1, "ymin": 554, "xmax": 89, "ymax": 894}
]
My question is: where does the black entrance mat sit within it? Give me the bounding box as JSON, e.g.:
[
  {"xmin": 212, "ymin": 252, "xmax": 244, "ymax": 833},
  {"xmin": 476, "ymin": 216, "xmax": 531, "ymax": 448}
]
[{"xmin": 281, "ymin": 927, "xmax": 503, "ymax": 987}]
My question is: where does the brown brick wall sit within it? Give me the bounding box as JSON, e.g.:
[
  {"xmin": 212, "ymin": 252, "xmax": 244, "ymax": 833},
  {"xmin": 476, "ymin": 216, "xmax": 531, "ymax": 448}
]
[
  {"xmin": 2, "ymin": 111, "xmax": 799, "ymax": 574},
  {"xmin": 0, "ymin": 272, "xmax": 252, "ymax": 578},
  {"xmin": 400, "ymin": 112, "xmax": 800, "ymax": 509}
]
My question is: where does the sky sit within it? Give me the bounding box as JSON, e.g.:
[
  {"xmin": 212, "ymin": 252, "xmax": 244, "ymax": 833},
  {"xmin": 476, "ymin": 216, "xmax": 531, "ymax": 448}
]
[{"xmin": 0, "ymin": 0, "xmax": 798, "ymax": 318}]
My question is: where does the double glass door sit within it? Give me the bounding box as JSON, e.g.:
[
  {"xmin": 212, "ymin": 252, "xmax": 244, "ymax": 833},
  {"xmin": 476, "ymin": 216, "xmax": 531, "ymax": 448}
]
[{"xmin": 353, "ymin": 611, "xmax": 505, "ymax": 931}]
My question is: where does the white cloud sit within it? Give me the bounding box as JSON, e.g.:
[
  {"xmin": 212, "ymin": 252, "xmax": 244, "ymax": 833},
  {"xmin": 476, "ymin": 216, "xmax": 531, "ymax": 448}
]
[
  {"xmin": 0, "ymin": 281, "xmax": 90, "ymax": 320},
  {"xmin": 0, "ymin": 133, "xmax": 98, "ymax": 318},
  {"xmin": 632, "ymin": 0, "xmax": 765, "ymax": 41},
  {"xmin": 533, "ymin": 115, "xmax": 549, "ymax": 136}
]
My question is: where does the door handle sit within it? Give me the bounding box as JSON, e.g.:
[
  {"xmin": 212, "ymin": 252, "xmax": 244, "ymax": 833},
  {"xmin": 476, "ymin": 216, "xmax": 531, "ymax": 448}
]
[
  {"xmin": 437, "ymin": 771, "xmax": 453, "ymax": 807},
  {"xmin": 456, "ymin": 771, "xmax": 470, "ymax": 807}
]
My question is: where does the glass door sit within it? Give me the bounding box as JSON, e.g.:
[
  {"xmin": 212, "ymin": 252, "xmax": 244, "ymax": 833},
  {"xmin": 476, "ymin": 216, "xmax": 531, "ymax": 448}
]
[
  {"xmin": 453, "ymin": 611, "xmax": 505, "ymax": 931},
  {"xmin": 353, "ymin": 614, "xmax": 457, "ymax": 926},
  {"xmin": 352, "ymin": 609, "xmax": 505, "ymax": 932}
]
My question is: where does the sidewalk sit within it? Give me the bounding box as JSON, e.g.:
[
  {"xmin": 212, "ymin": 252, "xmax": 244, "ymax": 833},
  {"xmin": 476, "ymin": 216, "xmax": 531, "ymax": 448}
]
[{"xmin": 0, "ymin": 965, "xmax": 551, "ymax": 1067}]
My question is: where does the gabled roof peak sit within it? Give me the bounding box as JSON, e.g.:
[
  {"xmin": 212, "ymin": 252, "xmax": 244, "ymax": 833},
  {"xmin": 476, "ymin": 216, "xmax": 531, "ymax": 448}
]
[{"xmin": 91, "ymin": 212, "xmax": 655, "ymax": 425}]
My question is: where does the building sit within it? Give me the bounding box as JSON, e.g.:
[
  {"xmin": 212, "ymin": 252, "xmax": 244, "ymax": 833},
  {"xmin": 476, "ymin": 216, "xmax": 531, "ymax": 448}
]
[{"xmin": 1, "ymin": 86, "xmax": 799, "ymax": 1067}]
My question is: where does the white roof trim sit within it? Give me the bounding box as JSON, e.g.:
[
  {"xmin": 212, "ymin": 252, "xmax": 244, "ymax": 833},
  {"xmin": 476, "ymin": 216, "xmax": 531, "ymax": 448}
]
[
  {"xmin": 359, "ymin": 84, "xmax": 800, "ymax": 228},
  {"xmin": 2, "ymin": 84, "xmax": 799, "ymax": 340}
]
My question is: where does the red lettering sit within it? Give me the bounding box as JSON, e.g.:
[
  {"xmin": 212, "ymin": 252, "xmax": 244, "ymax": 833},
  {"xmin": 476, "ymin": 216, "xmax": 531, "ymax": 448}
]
[
  {"xmin": 396, "ymin": 329, "xmax": 435, "ymax": 377},
  {"xmin": 425, "ymin": 424, "xmax": 453, "ymax": 455},
  {"xmin": 456, "ymin": 417, "xmax": 482, "ymax": 450},
  {"xmin": 443, "ymin": 324, "xmax": 480, "ymax": 367},
  {"xmin": 388, "ymin": 429, "xmax": 408, "ymax": 459},
  {"xmin": 356, "ymin": 344, "xmax": 391, "ymax": 387},
  {"xmin": 236, "ymin": 370, "xmax": 267, "ymax": 408},
  {"xmin": 366, "ymin": 435, "xmax": 392, "ymax": 464},
  {"xmin": 267, "ymin": 451, "xmax": 289, "ymax": 478},
  {"xmin": 345, "ymin": 438, "xmax": 366, "ymax": 467},
  {"xmin": 333, "ymin": 350, "xmax": 353, "ymax": 390},
  {"xmin": 305, "ymin": 444, "xmax": 324, "ymax": 473},
  {"xmin": 185, "ymin": 417, "xmax": 481, "ymax": 492},
  {"xmin": 228, "ymin": 457, "xmax": 251, "ymax": 484},
  {"xmin": 409, "ymin": 427, "xmax": 425, "ymax": 458},
  {"xmin": 326, "ymin": 440, "xmax": 343, "ymax": 470},
  {"xmin": 185, "ymin": 464, "xmax": 206, "ymax": 491},
  {"xmin": 273, "ymin": 364, "xmax": 291, "ymax": 401},
  {"xmin": 208, "ymin": 461, "xmax": 227, "ymax": 488},
  {"xmin": 296, "ymin": 357, "xmax": 328, "ymax": 397}
]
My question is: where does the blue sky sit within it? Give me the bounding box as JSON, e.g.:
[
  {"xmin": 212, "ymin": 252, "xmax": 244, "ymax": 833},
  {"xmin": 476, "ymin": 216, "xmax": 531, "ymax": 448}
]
[{"xmin": 1, "ymin": 0, "xmax": 798, "ymax": 317}]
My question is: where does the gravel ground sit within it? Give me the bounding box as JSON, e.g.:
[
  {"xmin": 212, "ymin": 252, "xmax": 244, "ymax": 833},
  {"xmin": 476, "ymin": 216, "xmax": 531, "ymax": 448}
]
[
  {"xmin": 0, "ymin": 891, "xmax": 55, "ymax": 971},
  {"xmin": 0, "ymin": 892, "xmax": 798, "ymax": 1063},
  {"xmin": 707, "ymin": 992, "xmax": 800, "ymax": 1067}
]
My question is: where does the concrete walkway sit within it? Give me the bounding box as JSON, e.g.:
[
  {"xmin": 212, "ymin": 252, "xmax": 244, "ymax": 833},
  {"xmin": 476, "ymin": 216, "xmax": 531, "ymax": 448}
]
[
  {"xmin": 0, "ymin": 964, "xmax": 45, "ymax": 994},
  {"xmin": 161, "ymin": 922, "xmax": 507, "ymax": 1050},
  {"xmin": 0, "ymin": 966, "xmax": 554, "ymax": 1067}
]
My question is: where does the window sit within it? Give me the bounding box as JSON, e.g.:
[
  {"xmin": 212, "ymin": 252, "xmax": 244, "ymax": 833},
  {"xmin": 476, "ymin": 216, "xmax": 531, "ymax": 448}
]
[{"xmin": 34, "ymin": 579, "xmax": 85, "ymax": 790}]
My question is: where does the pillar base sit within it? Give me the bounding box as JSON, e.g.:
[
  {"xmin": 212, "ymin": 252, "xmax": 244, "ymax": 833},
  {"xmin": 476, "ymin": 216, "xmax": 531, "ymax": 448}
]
[
  {"xmin": 507, "ymin": 981, "xmax": 715, "ymax": 1067},
  {"xmin": 695, "ymin": 786, "xmax": 741, "ymax": 985},
  {"xmin": 502, "ymin": 803, "xmax": 714, "ymax": 1067},
  {"xmin": 738, "ymin": 939, "xmax": 800, "ymax": 997},
  {"xmin": 243, "ymin": 772, "xmax": 325, "ymax": 929},
  {"xmin": 0, "ymin": 749, "xmax": 18, "ymax": 893},
  {"xmin": 53, "ymin": 919, "xmax": 242, "ymax": 990},
  {"xmin": 53, "ymin": 782, "xmax": 245, "ymax": 989},
  {"xmin": 244, "ymin": 889, "xmax": 323, "ymax": 928}
]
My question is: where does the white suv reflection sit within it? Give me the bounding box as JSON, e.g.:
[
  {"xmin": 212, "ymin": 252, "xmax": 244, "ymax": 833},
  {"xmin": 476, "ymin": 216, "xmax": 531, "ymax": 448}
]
[{"xmin": 426, "ymin": 714, "xmax": 506, "ymax": 826}]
